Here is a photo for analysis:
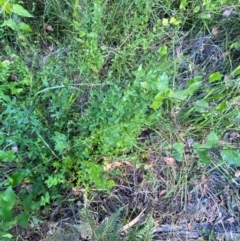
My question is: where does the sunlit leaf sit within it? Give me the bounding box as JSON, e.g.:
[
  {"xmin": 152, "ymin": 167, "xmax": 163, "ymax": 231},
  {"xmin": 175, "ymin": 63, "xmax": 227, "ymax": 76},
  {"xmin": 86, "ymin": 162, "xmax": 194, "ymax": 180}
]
[
  {"xmin": 209, "ymin": 72, "xmax": 223, "ymax": 82},
  {"xmin": 180, "ymin": 0, "xmax": 187, "ymax": 9},
  {"xmin": 205, "ymin": 132, "xmax": 218, "ymax": 148},
  {"xmin": 170, "ymin": 17, "xmax": 181, "ymax": 25},
  {"xmin": 150, "ymin": 92, "xmax": 164, "ymax": 109},
  {"xmin": 12, "ymin": 4, "xmax": 33, "ymax": 17},
  {"xmin": 162, "ymin": 18, "xmax": 169, "ymax": 26},
  {"xmin": 18, "ymin": 22, "xmax": 32, "ymax": 32},
  {"xmin": 159, "ymin": 44, "xmax": 167, "ymax": 56},
  {"xmin": 1, "ymin": 19, "xmax": 18, "ymax": 31}
]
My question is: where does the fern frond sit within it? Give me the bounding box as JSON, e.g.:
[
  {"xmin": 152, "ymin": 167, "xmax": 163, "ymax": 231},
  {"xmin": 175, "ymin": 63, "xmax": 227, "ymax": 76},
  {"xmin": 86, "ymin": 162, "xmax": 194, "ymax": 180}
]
[
  {"xmin": 122, "ymin": 214, "xmax": 154, "ymax": 241},
  {"xmin": 79, "ymin": 208, "xmax": 97, "ymax": 238},
  {"xmin": 135, "ymin": 215, "xmax": 154, "ymax": 241},
  {"xmin": 96, "ymin": 208, "xmax": 123, "ymax": 241}
]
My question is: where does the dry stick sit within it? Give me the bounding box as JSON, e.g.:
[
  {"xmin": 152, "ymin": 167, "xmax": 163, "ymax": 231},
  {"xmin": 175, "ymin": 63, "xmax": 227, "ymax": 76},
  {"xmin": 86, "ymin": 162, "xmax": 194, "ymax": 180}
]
[{"xmin": 121, "ymin": 207, "xmax": 147, "ymax": 232}]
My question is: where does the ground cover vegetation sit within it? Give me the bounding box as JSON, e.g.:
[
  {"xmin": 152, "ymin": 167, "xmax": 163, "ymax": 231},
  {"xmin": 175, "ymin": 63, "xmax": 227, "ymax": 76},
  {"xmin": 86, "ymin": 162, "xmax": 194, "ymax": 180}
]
[{"xmin": 1, "ymin": 0, "xmax": 240, "ymax": 240}]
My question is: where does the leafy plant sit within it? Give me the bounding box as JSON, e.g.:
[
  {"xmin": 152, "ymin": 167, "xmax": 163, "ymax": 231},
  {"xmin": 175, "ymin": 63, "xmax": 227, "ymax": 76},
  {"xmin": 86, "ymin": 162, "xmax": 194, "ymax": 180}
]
[
  {"xmin": 43, "ymin": 207, "xmax": 154, "ymax": 241},
  {"xmin": 0, "ymin": 1, "xmax": 33, "ymax": 33}
]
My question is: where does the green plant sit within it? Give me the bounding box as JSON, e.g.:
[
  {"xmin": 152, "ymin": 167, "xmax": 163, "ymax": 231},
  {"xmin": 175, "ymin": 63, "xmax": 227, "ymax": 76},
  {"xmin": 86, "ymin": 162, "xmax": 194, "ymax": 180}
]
[
  {"xmin": 0, "ymin": 1, "xmax": 33, "ymax": 34},
  {"xmin": 43, "ymin": 207, "xmax": 154, "ymax": 241},
  {"xmin": 0, "ymin": 220, "xmax": 17, "ymax": 240}
]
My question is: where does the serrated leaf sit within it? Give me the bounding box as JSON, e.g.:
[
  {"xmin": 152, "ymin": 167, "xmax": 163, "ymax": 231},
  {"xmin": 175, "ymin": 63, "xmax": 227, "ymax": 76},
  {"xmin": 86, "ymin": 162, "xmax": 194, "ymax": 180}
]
[
  {"xmin": 192, "ymin": 142, "xmax": 210, "ymax": 165},
  {"xmin": 221, "ymin": 149, "xmax": 240, "ymax": 166},
  {"xmin": 12, "ymin": 4, "xmax": 33, "ymax": 17},
  {"xmin": 209, "ymin": 72, "xmax": 223, "ymax": 82},
  {"xmin": 205, "ymin": 132, "xmax": 218, "ymax": 148}
]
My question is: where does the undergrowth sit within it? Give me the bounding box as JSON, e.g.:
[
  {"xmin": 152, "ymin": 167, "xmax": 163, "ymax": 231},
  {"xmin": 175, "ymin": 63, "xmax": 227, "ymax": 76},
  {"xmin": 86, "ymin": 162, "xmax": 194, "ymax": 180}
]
[{"xmin": 0, "ymin": 0, "xmax": 240, "ymax": 239}]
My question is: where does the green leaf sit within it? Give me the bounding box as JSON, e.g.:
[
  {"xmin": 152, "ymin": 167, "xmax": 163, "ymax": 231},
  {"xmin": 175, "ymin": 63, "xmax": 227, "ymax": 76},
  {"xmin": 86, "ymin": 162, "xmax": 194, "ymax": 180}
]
[
  {"xmin": 2, "ymin": 233, "xmax": 13, "ymax": 238},
  {"xmin": 12, "ymin": 4, "xmax": 33, "ymax": 17},
  {"xmin": 0, "ymin": 150, "xmax": 15, "ymax": 162},
  {"xmin": 194, "ymin": 100, "xmax": 209, "ymax": 113},
  {"xmin": 159, "ymin": 45, "xmax": 167, "ymax": 56},
  {"xmin": 140, "ymin": 81, "xmax": 150, "ymax": 90},
  {"xmin": 0, "ymin": 187, "xmax": 15, "ymax": 221},
  {"xmin": 156, "ymin": 72, "xmax": 169, "ymax": 92},
  {"xmin": 221, "ymin": 149, "xmax": 240, "ymax": 166},
  {"xmin": 1, "ymin": 186, "xmax": 15, "ymax": 208},
  {"xmin": 10, "ymin": 169, "xmax": 31, "ymax": 187},
  {"xmin": 180, "ymin": 0, "xmax": 187, "ymax": 9},
  {"xmin": 40, "ymin": 191, "xmax": 50, "ymax": 206},
  {"xmin": 0, "ymin": 1, "xmax": 12, "ymax": 14},
  {"xmin": 205, "ymin": 132, "xmax": 218, "ymax": 148},
  {"xmin": 209, "ymin": 72, "xmax": 223, "ymax": 82},
  {"xmin": 18, "ymin": 212, "xmax": 29, "ymax": 228},
  {"xmin": 18, "ymin": 22, "xmax": 32, "ymax": 32},
  {"xmin": 162, "ymin": 18, "xmax": 169, "ymax": 26},
  {"xmin": 192, "ymin": 142, "xmax": 210, "ymax": 165},
  {"xmin": 235, "ymin": 113, "xmax": 240, "ymax": 121},
  {"xmin": 183, "ymin": 81, "xmax": 201, "ymax": 97},
  {"xmin": 170, "ymin": 17, "xmax": 181, "ymax": 25},
  {"xmin": 172, "ymin": 142, "xmax": 184, "ymax": 162},
  {"xmin": 1, "ymin": 19, "xmax": 18, "ymax": 31},
  {"xmin": 193, "ymin": 5, "xmax": 200, "ymax": 13},
  {"xmin": 0, "ymin": 208, "xmax": 12, "ymax": 222},
  {"xmin": 150, "ymin": 92, "xmax": 164, "ymax": 109}
]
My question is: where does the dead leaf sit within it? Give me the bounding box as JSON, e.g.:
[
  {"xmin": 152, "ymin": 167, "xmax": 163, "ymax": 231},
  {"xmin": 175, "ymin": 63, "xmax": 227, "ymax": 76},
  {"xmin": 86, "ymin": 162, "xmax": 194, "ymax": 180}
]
[
  {"xmin": 104, "ymin": 161, "xmax": 134, "ymax": 171},
  {"xmin": 175, "ymin": 46, "xmax": 181, "ymax": 58},
  {"xmin": 211, "ymin": 26, "xmax": 218, "ymax": 36},
  {"xmin": 46, "ymin": 25, "xmax": 54, "ymax": 32},
  {"xmin": 159, "ymin": 189, "xmax": 166, "ymax": 198},
  {"xmin": 222, "ymin": 9, "xmax": 232, "ymax": 18},
  {"xmin": 102, "ymin": 156, "xmax": 108, "ymax": 161},
  {"xmin": 163, "ymin": 157, "xmax": 177, "ymax": 167},
  {"xmin": 202, "ymin": 183, "xmax": 208, "ymax": 196},
  {"xmin": 235, "ymin": 170, "xmax": 240, "ymax": 178},
  {"xmin": 124, "ymin": 160, "xmax": 134, "ymax": 167},
  {"xmin": 230, "ymin": 132, "xmax": 240, "ymax": 138}
]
